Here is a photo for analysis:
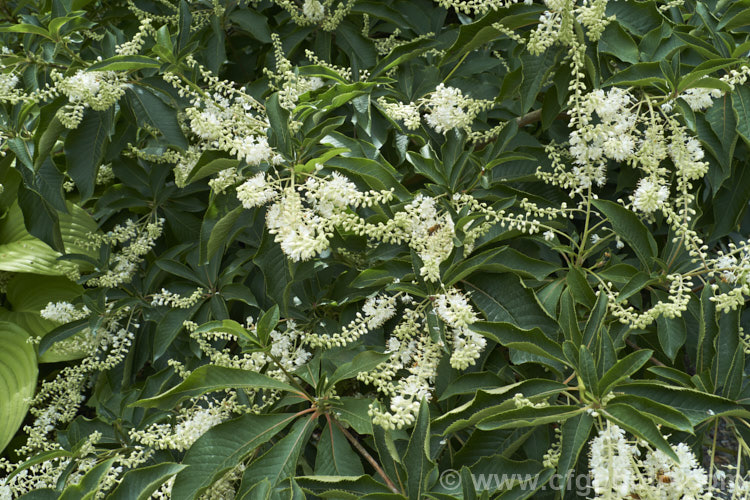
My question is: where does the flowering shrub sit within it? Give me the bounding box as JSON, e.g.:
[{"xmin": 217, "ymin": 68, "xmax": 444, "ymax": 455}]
[{"xmin": 1, "ymin": 0, "xmax": 750, "ymax": 498}]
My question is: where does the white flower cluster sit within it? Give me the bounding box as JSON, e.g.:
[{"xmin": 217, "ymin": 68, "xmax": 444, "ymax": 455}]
[
  {"xmin": 306, "ymin": 294, "xmax": 397, "ymax": 348},
  {"xmin": 589, "ymin": 423, "xmax": 709, "ymax": 500},
  {"xmin": 434, "ymin": 288, "xmax": 486, "ymax": 369},
  {"xmin": 270, "ymin": 324, "xmax": 313, "ymax": 371},
  {"xmin": 236, "ymin": 173, "xmax": 278, "ymax": 208},
  {"xmin": 0, "ymin": 72, "xmax": 18, "ymax": 96},
  {"xmin": 424, "ymin": 84, "xmax": 476, "ymax": 134},
  {"xmin": 85, "ymin": 218, "xmax": 165, "ymax": 288},
  {"xmin": 157, "ymin": 55, "xmax": 274, "ymax": 186},
  {"xmin": 150, "ymin": 288, "xmax": 204, "ymax": 308},
  {"xmin": 603, "ymin": 274, "xmax": 693, "ymax": 329},
  {"xmin": 708, "ymin": 243, "xmax": 750, "ymax": 313},
  {"xmin": 631, "ymin": 178, "xmax": 669, "ymax": 214},
  {"xmin": 130, "ymin": 401, "xmax": 232, "ymax": 452},
  {"xmin": 186, "ymin": 320, "xmax": 309, "ymax": 403},
  {"xmin": 302, "ymin": 0, "xmax": 325, "ymax": 21},
  {"xmin": 40, "ymin": 301, "xmax": 90, "ymax": 323},
  {"xmin": 266, "ymin": 188, "xmax": 332, "ymax": 262},
  {"xmin": 367, "ymin": 324, "xmax": 442, "ymax": 429},
  {"xmin": 0, "ymin": 433, "xmax": 104, "ymax": 497},
  {"xmin": 53, "ymin": 70, "xmax": 126, "ymax": 128},
  {"xmin": 376, "ymin": 99, "xmax": 422, "ymax": 130},
  {"xmin": 528, "ymin": 0, "xmax": 612, "ymax": 55},
  {"xmin": 680, "ymin": 86, "xmax": 724, "ymax": 111},
  {"xmin": 240, "ymin": 171, "xmax": 393, "ymax": 263},
  {"xmin": 273, "ymin": 0, "xmax": 355, "ymax": 31},
  {"xmin": 265, "ymin": 34, "xmax": 330, "ymax": 111},
  {"xmin": 541, "ymin": 82, "xmax": 716, "ymax": 266},
  {"xmin": 401, "ymin": 195, "xmax": 456, "ymax": 281},
  {"xmin": 380, "ymin": 84, "xmax": 494, "ymax": 137},
  {"xmin": 18, "ymin": 309, "xmax": 136, "ymax": 456},
  {"xmin": 433, "ymin": 0, "xmax": 532, "ymax": 15}
]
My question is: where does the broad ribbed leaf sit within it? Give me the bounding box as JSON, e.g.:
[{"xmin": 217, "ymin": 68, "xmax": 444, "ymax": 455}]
[
  {"xmin": 592, "ymin": 199, "xmax": 657, "ymax": 269},
  {"xmin": 404, "ymin": 401, "xmax": 434, "ymax": 500},
  {"xmin": 598, "ymin": 350, "xmax": 653, "ymax": 396},
  {"xmin": 133, "ymin": 365, "xmax": 300, "ymax": 409},
  {"xmin": 170, "ymin": 414, "xmax": 296, "ymax": 500},
  {"xmin": 315, "ymin": 421, "xmax": 363, "ymax": 476},
  {"xmin": 0, "ymin": 322, "xmax": 37, "ymax": 453},
  {"xmin": 109, "ymin": 463, "xmax": 187, "ymax": 500},
  {"xmin": 603, "ymin": 404, "xmax": 678, "ymax": 461},
  {"xmin": 476, "ymin": 406, "xmax": 584, "ymax": 431},
  {"xmin": 240, "ymin": 416, "xmax": 316, "ymax": 488}
]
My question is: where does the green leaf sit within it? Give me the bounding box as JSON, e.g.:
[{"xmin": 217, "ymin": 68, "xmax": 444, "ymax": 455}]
[
  {"xmin": 566, "ymin": 267, "xmax": 595, "ymax": 308},
  {"xmin": 266, "ymin": 93, "xmax": 292, "ymax": 157},
  {"xmin": 229, "ymin": 9, "xmax": 271, "ymax": 43},
  {"xmin": 440, "ymin": 4, "xmax": 545, "ymax": 64},
  {"xmin": 578, "ymin": 346, "xmax": 599, "ymax": 397},
  {"xmin": 241, "ymin": 416, "xmax": 316, "ymax": 487},
  {"xmin": 87, "ymin": 55, "xmax": 162, "ymax": 72},
  {"xmin": 334, "ymin": 398, "xmax": 374, "ymax": 435},
  {"xmin": 433, "ymin": 379, "xmax": 567, "ymax": 434},
  {"xmin": 125, "ymin": 86, "xmax": 187, "ymax": 148},
  {"xmin": 0, "ymin": 273, "xmax": 81, "ymax": 333},
  {"xmin": 256, "ymin": 305, "xmax": 280, "ymax": 346},
  {"xmin": 598, "ymin": 21, "xmax": 639, "ymax": 64},
  {"xmin": 472, "ymin": 321, "xmax": 566, "ymax": 366},
  {"xmin": 109, "ymin": 463, "xmax": 187, "ymax": 500},
  {"xmin": 404, "ymin": 401, "xmax": 434, "ymax": 500},
  {"xmin": 476, "ymin": 406, "xmax": 584, "ymax": 431},
  {"xmin": 371, "ymin": 36, "xmax": 443, "ymax": 78},
  {"xmin": 0, "ymin": 322, "xmax": 37, "ymax": 453},
  {"xmin": 133, "ymin": 365, "xmax": 300, "ymax": 409},
  {"xmin": 603, "ymin": 62, "xmax": 666, "ymax": 88},
  {"xmin": 315, "ymin": 421, "xmax": 363, "ymax": 476},
  {"xmin": 170, "ymin": 413, "xmax": 296, "ymax": 500},
  {"xmin": 713, "ymin": 308, "xmax": 741, "ymax": 395},
  {"xmin": 677, "ymin": 58, "xmax": 738, "ymax": 93},
  {"xmin": 37, "ymin": 318, "xmax": 88, "ymax": 356},
  {"xmin": 205, "ymin": 206, "xmax": 243, "ymax": 261},
  {"xmin": 187, "ymin": 152, "xmax": 240, "ymax": 184},
  {"xmin": 598, "ymin": 350, "xmax": 652, "ymax": 396},
  {"xmin": 556, "ymin": 413, "xmax": 593, "ymax": 478},
  {"xmin": 34, "ymin": 113, "xmax": 65, "ymax": 170},
  {"xmin": 325, "ymin": 156, "xmax": 408, "ymax": 197},
  {"xmin": 656, "ymin": 315, "xmax": 686, "ymax": 363},
  {"xmin": 60, "ymin": 458, "xmax": 115, "ymax": 500},
  {"xmin": 618, "ymin": 382, "xmax": 750, "ymax": 425},
  {"xmin": 296, "ymin": 475, "xmax": 394, "ymax": 497},
  {"xmin": 443, "ymin": 247, "xmax": 558, "ymax": 284},
  {"xmin": 592, "ymin": 199, "xmax": 657, "ymax": 269},
  {"xmin": 17, "ymin": 491, "xmax": 58, "ymax": 500},
  {"xmin": 64, "ymin": 108, "xmax": 112, "ymax": 200},
  {"xmin": 439, "ymin": 372, "xmax": 505, "ymax": 401},
  {"xmin": 465, "ymin": 273, "xmax": 558, "ymax": 335},
  {"xmin": 733, "ymin": 85, "xmax": 750, "ymax": 146},
  {"xmin": 328, "ymin": 351, "xmax": 390, "ymax": 387},
  {"xmin": 0, "ymin": 23, "xmax": 52, "ymax": 38},
  {"xmin": 607, "ymin": 395, "xmax": 692, "ymax": 433},
  {"xmin": 705, "ymin": 94, "xmax": 738, "ymax": 154},
  {"xmin": 603, "ymin": 404, "xmax": 678, "ymax": 461}
]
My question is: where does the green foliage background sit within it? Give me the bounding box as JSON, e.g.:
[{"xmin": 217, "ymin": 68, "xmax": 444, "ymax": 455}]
[{"xmin": 1, "ymin": 0, "xmax": 750, "ymax": 498}]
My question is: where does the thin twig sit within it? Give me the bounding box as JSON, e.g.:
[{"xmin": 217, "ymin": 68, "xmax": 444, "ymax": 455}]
[
  {"xmin": 333, "ymin": 419, "xmax": 400, "ymax": 495},
  {"xmin": 625, "ymin": 339, "xmax": 666, "ymax": 367}
]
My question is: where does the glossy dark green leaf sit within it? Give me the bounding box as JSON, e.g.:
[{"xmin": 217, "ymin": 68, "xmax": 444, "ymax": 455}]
[
  {"xmin": 171, "ymin": 414, "xmax": 296, "ymax": 499},
  {"xmin": 133, "ymin": 365, "xmax": 300, "ymax": 409}
]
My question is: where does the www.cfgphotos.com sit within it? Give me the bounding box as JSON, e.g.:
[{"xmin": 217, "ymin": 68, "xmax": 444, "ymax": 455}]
[{"xmin": 438, "ymin": 468, "xmax": 734, "ymax": 495}]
